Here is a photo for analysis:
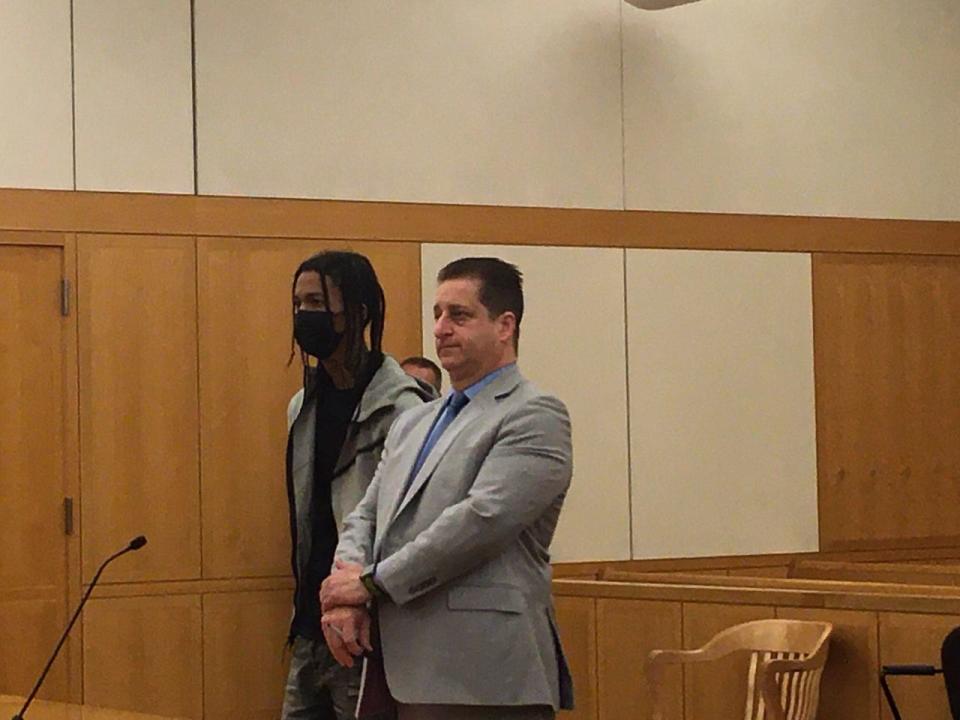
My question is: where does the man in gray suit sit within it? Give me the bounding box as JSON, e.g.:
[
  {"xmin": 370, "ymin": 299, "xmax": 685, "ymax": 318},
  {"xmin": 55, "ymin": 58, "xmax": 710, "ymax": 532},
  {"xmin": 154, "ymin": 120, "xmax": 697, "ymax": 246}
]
[{"xmin": 320, "ymin": 257, "xmax": 574, "ymax": 719}]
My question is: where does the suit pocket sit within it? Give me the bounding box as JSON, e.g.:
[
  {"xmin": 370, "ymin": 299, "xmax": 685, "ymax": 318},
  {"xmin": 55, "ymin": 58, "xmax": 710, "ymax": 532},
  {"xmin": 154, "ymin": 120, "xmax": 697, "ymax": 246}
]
[{"xmin": 447, "ymin": 585, "xmax": 525, "ymax": 614}]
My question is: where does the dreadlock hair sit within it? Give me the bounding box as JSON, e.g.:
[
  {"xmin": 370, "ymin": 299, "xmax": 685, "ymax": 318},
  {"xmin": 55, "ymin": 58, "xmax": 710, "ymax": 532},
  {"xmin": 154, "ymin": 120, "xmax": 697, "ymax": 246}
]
[
  {"xmin": 437, "ymin": 257, "xmax": 523, "ymax": 351},
  {"xmin": 288, "ymin": 251, "xmax": 386, "ymax": 387}
]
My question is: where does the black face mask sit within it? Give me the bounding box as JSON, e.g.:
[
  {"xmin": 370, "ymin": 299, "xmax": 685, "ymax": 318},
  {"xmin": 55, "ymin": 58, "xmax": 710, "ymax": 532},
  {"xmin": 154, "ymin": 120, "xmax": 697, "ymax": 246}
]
[{"xmin": 294, "ymin": 311, "xmax": 343, "ymax": 360}]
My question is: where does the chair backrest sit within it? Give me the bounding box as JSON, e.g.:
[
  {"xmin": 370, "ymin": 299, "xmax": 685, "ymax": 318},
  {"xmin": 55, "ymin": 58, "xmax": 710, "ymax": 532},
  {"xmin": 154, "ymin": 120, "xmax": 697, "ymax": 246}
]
[
  {"xmin": 942, "ymin": 626, "xmax": 960, "ymax": 720},
  {"xmin": 646, "ymin": 618, "xmax": 831, "ymax": 720},
  {"xmin": 725, "ymin": 620, "xmax": 832, "ymax": 720},
  {"xmin": 744, "ymin": 649, "xmax": 824, "ymax": 720}
]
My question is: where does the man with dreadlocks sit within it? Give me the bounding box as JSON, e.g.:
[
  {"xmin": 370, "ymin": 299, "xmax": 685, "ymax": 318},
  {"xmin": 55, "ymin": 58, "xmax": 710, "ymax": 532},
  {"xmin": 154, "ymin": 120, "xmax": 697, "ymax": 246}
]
[{"xmin": 282, "ymin": 250, "xmax": 432, "ymax": 720}]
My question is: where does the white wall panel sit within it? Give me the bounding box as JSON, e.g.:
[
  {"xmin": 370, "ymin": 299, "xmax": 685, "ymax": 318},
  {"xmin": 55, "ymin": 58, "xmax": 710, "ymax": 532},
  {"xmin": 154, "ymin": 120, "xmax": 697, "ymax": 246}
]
[
  {"xmin": 421, "ymin": 244, "xmax": 631, "ymax": 562},
  {"xmin": 627, "ymin": 249, "xmax": 818, "ymax": 558},
  {"xmin": 74, "ymin": 0, "xmax": 193, "ymax": 193},
  {"xmin": 623, "ymin": 0, "xmax": 960, "ymax": 220},
  {"xmin": 0, "ymin": 0, "xmax": 73, "ymax": 190},
  {"xmin": 196, "ymin": 1, "xmax": 623, "ymax": 209}
]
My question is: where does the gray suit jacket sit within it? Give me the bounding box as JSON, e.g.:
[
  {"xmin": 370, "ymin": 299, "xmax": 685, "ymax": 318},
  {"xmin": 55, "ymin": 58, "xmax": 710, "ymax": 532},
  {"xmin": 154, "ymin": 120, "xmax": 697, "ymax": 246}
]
[{"xmin": 336, "ymin": 365, "xmax": 575, "ymax": 709}]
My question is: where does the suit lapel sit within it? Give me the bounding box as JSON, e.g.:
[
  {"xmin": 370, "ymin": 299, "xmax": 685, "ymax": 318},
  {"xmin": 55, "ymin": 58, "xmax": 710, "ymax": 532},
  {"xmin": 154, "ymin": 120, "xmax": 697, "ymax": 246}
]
[
  {"xmin": 374, "ymin": 408, "xmax": 437, "ymax": 554},
  {"xmin": 382, "ymin": 365, "xmax": 525, "ymax": 532},
  {"xmin": 390, "ymin": 398, "xmax": 484, "ymax": 520}
]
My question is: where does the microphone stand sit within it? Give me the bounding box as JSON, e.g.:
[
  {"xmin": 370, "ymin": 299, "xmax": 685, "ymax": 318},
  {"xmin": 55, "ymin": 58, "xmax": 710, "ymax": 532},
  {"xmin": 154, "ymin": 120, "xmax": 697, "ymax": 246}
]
[{"xmin": 12, "ymin": 536, "xmax": 147, "ymax": 720}]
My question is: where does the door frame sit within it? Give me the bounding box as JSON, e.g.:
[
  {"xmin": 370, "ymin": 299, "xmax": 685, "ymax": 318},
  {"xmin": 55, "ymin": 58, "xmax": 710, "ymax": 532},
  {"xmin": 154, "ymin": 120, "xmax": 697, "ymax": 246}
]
[{"xmin": 0, "ymin": 231, "xmax": 81, "ymax": 702}]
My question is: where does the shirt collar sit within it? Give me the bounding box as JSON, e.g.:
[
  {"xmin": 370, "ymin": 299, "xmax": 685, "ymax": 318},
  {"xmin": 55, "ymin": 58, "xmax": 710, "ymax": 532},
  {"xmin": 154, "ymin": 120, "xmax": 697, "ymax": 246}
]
[{"xmin": 450, "ymin": 362, "xmax": 517, "ymax": 403}]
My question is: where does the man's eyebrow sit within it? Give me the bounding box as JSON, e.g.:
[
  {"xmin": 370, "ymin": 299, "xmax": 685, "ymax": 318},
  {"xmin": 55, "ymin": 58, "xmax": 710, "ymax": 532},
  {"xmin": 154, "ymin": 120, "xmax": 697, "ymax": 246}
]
[{"xmin": 434, "ymin": 302, "xmax": 472, "ymax": 314}]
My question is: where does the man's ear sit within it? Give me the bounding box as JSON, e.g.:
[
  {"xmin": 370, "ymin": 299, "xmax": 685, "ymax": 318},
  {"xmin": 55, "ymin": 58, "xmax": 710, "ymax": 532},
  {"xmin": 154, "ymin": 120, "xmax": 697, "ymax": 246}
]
[{"xmin": 497, "ymin": 312, "xmax": 517, "ymax": 344}]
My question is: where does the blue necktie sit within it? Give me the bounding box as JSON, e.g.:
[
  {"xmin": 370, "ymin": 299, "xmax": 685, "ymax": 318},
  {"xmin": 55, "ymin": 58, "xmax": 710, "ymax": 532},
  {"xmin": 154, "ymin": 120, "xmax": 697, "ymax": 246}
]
[{"xmin": 406, "ymin": 391, "xmax": 470, "ymax": 489}]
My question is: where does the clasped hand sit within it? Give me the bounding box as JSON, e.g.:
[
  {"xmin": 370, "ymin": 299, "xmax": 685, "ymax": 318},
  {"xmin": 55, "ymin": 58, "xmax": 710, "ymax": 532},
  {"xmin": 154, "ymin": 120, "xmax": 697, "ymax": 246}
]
[{"xmin": 319, "ymin": 559, "xmax": 373, "ymax": 667}]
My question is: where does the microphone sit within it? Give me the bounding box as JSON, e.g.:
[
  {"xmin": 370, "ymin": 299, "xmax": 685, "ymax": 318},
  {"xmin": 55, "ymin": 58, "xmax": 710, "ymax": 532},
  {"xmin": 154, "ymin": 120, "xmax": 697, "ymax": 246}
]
[{"xmin": 12, "ymin": 535, "xmax": 148, "ymax": 720}]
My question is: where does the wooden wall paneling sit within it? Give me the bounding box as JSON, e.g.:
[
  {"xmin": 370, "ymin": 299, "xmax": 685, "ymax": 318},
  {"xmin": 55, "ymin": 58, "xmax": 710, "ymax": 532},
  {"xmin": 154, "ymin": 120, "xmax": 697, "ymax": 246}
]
[
  {"xmin": 0, "ymin": 230, "xmax": 71, "ymax": 246},
  {"xmin": 0, "ymin": 242, "xmax": 69, "ymax": 699},
  {"xmin": 728, "ymin": 566, "xmax": 790, "ymax": 578},
  {"xmin": 596, "ymin": 599, "xmax": 682, "ymax": 720},
  {"xmin": 202, "ymin": 590, "xmax": 290, "ymax": 720},
  {"xmin": 681, "ymin": 603, "xmax": 776, "ymax": 720},
  {"xmin": 78, "ymin": 234, "xmax": 201, "ymax": 582},
  {"xmin": 878, "ymin": 612, "xmax": 960, "ymax": 720},
  {"xmin": 0, "ymin": 597, "xmax": 67, "ymax": 699},
  {"xmin": 83, "ymin": 594, "xmax": 203, "ymax": 719},
  {"xmin": 197, "ymin": 238, "xmax": 320, "ymax": 579},
  {"xmin": 2, "ymin": 189, "xmax": 959, "ymax": 257},
  {"xmin": 197, "ymin": 237, "xmax": 421, "ymax": 579},
  {"xmin": 814, "ymin": 254, "xmax": 960, "ymax": 550},
  {"xmin": 554, "ymin": 596, "xmax": 598, "ymax": 720},
  {"xmin": 80, "ymin": 577, "xmax": 293, "ymax": 600},
  {"xmin": 777, "ymin": 607, "xmax": 880, "ymax": 720}
]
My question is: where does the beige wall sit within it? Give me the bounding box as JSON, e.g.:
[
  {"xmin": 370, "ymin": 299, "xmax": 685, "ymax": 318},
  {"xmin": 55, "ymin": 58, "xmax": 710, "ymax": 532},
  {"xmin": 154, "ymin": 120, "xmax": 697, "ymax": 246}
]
[
  {"xmin": 73, "ymin": 0, "xmax": 194, "ymax": 193},
  {"xmin": 194, "ymin": 0, "xmax": 624, "ymax": 207},
  {"xmin": 623, "ymin": 0, "xmax": 960, "ymax": 219},
  {"xmin": 0, "ymin": 0, "xmax": 73, "ymax": 190},
  {"xmin": 2, "ymin": 1, "xmax": 958, "ymax": 220},
  {"xmin": 420, "ymin": 245, "xmax": 819, "ymax": 561},
  {"xmin": 626, "ymin": 249, "xmax": 818, "ymax": 558}
]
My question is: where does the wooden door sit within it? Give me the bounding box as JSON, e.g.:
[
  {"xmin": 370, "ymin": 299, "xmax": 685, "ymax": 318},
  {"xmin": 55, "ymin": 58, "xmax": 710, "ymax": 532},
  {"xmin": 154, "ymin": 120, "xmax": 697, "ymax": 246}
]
[{"xmin": 0, "ymin": 244, "xmax": 70, "ymax": 699}]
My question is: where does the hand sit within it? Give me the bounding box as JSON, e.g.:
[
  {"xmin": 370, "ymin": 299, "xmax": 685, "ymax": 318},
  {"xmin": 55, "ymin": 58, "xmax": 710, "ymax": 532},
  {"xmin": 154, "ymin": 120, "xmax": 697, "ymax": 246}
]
[
  {"xmin": 321, "ymin": 605, "xmax": 372, "ymax": 668},
  {"xmin": 320, "ymin": 559, "xmax": 370, "ymax": 612}
]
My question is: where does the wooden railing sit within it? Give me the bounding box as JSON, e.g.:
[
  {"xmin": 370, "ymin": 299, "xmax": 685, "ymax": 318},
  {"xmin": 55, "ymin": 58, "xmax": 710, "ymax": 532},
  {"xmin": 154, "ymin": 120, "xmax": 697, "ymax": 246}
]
[
  {"xmin": 552, "ymin": 572, "xmax": 960, "ymax": 720},
  {"xmin": 789, "ymin": 559, "xmax": 960, "ymax": 587},
  {"xmin": 552, "ymin": 545, "xmax": 960, "ymax": 581}
]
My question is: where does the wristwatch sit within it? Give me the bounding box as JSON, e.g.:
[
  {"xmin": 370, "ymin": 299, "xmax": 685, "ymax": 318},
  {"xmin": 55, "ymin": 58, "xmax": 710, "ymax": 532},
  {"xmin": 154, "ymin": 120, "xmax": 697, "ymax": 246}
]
[{"xmin": 360, "ymin": 568, "xmax": 385, "ymax": 600}]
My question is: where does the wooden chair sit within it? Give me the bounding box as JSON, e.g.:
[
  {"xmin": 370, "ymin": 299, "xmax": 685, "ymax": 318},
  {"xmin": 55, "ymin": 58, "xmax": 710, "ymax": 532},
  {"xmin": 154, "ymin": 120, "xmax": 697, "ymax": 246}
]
[{"xmin": 646, "ymin": 619, "xmax": 832, "ymax": 720}]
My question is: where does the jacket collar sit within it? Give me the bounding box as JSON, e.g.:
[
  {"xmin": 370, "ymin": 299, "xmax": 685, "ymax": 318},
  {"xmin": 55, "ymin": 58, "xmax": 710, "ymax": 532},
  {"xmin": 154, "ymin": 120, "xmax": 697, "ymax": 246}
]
[
  {"xmin": 353, "ymin": 354, "xmax": 432, "ymax": 423},
  {"xmin": 459, "ymin": 362, "xmax": 523, "ymax": 408}
]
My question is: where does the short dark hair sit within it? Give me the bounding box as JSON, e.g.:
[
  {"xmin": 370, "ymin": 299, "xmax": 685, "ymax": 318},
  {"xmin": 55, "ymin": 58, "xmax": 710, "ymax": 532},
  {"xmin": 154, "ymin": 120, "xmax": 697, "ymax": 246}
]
[
  {"xmin": 290, "ymin": 251, "xmax": 386, "ymax": 378},
  {"xmin": 400, "ymin": 355, "xmax": 441, "ymax": 376},
  {"xmin": 437, "ymin": 257, "xmax": 523, "ymax": 349},
  {"xmin": 400, "ymin": 356, "xmax": 442, "ymax": 392}
]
